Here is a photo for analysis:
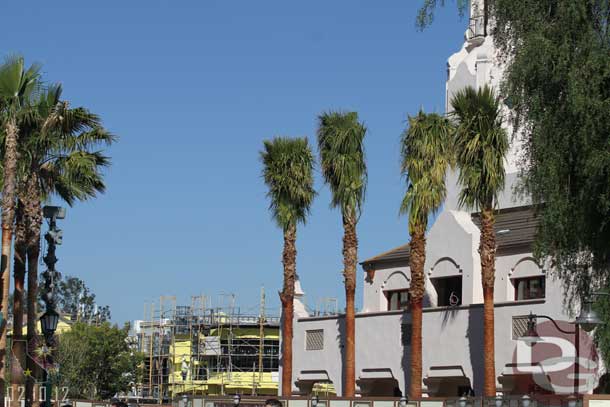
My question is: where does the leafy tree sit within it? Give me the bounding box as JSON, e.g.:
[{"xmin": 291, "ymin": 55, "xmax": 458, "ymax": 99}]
[
  {"xmin": 400, "ymin": 111, "xmax": 454, "ymax": 398},
  {"xmin": 55, "ymin": 322, "xmax": 140, "ymax": 400},
  {"xmin": 0, "ymin": 56, "xmax": 41, "ymax": 394},
  {"xmin": 416, "ymin": 0, "xmax": 469, "ymax": 30},
  {"xmin": 450, "ymin": 86, "xmax": 508, "ymax": 396},
  {"xmin": 317, "ymin": 111, "xmax": 367, "ymax": 397},
  {"xmin": 260, "ymin": 137, "xmax": 315, "ymax": 396},
  {"xmin": 490, "ymin": 0, "xmax": 610, "ymax": 303},
  {"xmin": 56, "ymin": 275, "xmax": 111, "ymax": 323}
]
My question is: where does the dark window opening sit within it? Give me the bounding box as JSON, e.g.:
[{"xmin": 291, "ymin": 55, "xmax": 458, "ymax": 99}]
[
  {"xmin": 431, "ymin": 276, "xmax": 462, "ymax": 307},
  {"xmin": 385, "ymin": 289, "xmax": 409, "ymax": 311},
  {"xmin": 514, "ymin": 276, "xmax": 545, "ymax": 301}
]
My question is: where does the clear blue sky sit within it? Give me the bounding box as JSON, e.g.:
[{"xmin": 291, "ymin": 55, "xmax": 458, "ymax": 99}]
[{"xmin": 2, "ymin": 1, "xmax": 466, "ymax": 324}]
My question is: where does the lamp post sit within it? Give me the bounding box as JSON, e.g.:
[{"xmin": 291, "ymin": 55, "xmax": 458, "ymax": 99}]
[
  {"xmin": 523, "ymin": 293, "xmax": 606, "ymax": 395},
  {"xmin": 40, "ymin": 206, "xmax": 65, "ymax": 407},
  {"xmin": 232, "ymin": 394, "xmax": 241, "ymax": 407}
]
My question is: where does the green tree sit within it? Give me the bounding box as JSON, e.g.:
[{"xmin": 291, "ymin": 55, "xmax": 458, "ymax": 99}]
[
  {"xmin": 260, "ymin": 137, "xmax": 315, "ymax": 396},
  {"xmin": 491, "ymin": 0, "xmax": 610, "ymax": 303},
  {"xmin": 55, "ymin": 322, "xmax": 140, "ymax": 399},
  {"xmin": 0, "ymin": 55, "xmax": 41, "ymax": 399},
  {"xmin": 317, "ymin": 111, "xmax": 367, "ymax": 397},
  {"xmin": 400, "ymin": 111, "xmax": 454, "ymax": 398},
  {"xmin": 416, "ymin": 0, "xmax": 469, "ymax": 30},
  {"xmin": 55, "ymin": 275, "xmax": 111, "ymax": 322},
  {"xmin": 450, "ymin": 85, "xmax": 508, "ymax": 397},
  {"xmin": 1, "ymin": 83, "xmax": 114, "ymax": 404}
]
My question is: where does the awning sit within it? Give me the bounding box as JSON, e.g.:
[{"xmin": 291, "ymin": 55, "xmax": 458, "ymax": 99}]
[
  {"xmin": 359, "ymin": 368, "xmax": 395, "ymax": 380},
  {"xmin": 426, "ymin": 365, "xmax": 467, "ymax": 379},
  {"xmin": 297, "ymin": 370, "xmax": 331, "ymax": 382}
]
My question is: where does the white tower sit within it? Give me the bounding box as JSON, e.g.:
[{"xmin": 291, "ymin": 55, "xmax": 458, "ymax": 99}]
[{"xmin": 444, "ymin": 0, "xmax": 527, "ymax": 211}]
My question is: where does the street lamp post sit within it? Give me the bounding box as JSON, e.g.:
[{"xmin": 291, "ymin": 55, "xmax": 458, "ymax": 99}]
[
  {"xmin": 523, "ymin": 293, "xmax": 606, "ymax": 396},
  {"xmin": 39, "ymin": 206, "xmax": 65, "ymax": 407}
]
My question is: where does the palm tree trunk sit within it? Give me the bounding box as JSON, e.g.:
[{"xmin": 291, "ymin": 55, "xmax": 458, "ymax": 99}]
[
  {"xmin": 25, "ymin": 177, "xmax": 42, "ymax": 407},
  {"xmin": 480, "ymin": 207, "xmax": 496, "ymax": 397},
  {"xmin": 342, "ymin": 212, "xmax": 357, "ymax": 397},
  {"xmin": 11, "ymin": 200, "xmax": 27, "ymax": 407},
  {"xmin": 280, "ymin": 224, "xmax": 296, "ymax": 396},
  {"xmin": 1, "ymin": 118, "xmax": 20, "ymax": 399},
  {"xmin": 408, "ymin": 227, "xmax": 426, "ymax": 399}
]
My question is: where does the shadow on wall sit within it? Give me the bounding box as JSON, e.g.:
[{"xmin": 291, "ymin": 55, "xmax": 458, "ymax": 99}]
[
  {"xmin": 467, "ymin": 306, "xmax": 484, "ymax": 395},
  {"xmin": 401, "ymin": 310, "xmax": 411, "ymax": 397},
  {"xmin": 336, "ymin": 315, "xmax": 346, "ymax": 396},
  {"xmin": 441, "ymin": 306, "xmax": 461, "ymax": 329}
]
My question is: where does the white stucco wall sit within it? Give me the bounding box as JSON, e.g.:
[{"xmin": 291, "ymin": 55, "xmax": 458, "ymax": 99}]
[{"xmin": 290, "ymin": 268, "xmax": 578, "ymax": 397}]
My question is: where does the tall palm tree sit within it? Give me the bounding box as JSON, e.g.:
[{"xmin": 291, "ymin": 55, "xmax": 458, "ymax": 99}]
[
  {"xmin": 3, "ymin": 84, "xmax": 114, "ymax": 405},
  {"xmin": 400, "ymin": 111, "xmax": 454, "ymax": 398},
  {"xmin": 260, "ymin": 137, "xmax": 315, "ymax": 396},
  {"xmin": 0, "ymin": 56, "xmax": 41, "ymax": 395},
  {"xmin": 450, "ymin": 85, "xmax": 508, "ymax": 397},
  {"xmin": 317, "ymin": 111, "xmax": 367, "ymax": 397}
]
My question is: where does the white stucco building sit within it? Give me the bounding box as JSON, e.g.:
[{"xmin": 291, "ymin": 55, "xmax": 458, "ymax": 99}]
[{"xmin": 284, "ymin": 0, "xmax": 604, "ymax": 398}]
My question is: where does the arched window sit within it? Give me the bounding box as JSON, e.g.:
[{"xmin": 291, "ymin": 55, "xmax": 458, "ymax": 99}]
[
  {"xmin": 381, "ymin": 271, "xmax": 409, "ymax": 311},
  {"xmin": 510, "ymin": 257, "xmax": 545, "ymax": 301}
]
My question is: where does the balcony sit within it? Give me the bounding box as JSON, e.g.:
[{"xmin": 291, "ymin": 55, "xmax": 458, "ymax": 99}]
[{"xmin": 466, "ymin": 15, "xmax": 485, "ymax": 45}]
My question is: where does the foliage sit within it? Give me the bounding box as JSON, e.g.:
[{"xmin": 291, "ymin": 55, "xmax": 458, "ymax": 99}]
[
  {"xmin": 260, "ymin": 137, "xmax": 316, "ymax": 232},
  {"xmin": 0, "ymin": 55, "xmax": 41, "ymax": 118},
  {"xmin": 490, "ymin": 0, "xmax": 610, "ymax": 298},
  {"xmin": 416, "ymin": 0, "xmax": 469, "ymax": 30},
  {"xmin": 55, "ymin": 322, "xmax": 140, "ymax": 400},
  {"xmin": 16, "ymin": 83, "xmax": 114, "ymax": 205},
  {"xmin": 400, "ymin": 110, "xmax": 455, "ymax": 233},
  {"xmin": 450, "ymin": 85, "xmax": 508, "ymax": 211},
  {"xmin": 56, "ymin": 275, "xmax": 111, "ymax": 322},
  {"xmin": 8, "ymin": 274, "xmax": 111, "ymax": 322},
  {"xmin": 316, "ymin": 111, "xmax": 367, "ymax": 218}
]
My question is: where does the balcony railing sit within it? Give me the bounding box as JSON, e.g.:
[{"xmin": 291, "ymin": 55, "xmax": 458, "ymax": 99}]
[{"xmin": 466, "ymin": 15, "xmax": 485, "ymax": 42}]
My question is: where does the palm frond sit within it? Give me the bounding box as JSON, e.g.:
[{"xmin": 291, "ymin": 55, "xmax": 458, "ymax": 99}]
[
  {"xmin": 316, "ymin": 111, "xmax": 367, "ymax": 218},
  {"xmin": 450, "ymin": 85, "xmax": 509, "ymax": 210},
  {"xmin": 260, "ymin": 137, "xmax": 316, "ymax": 231},
  {"xmin": 400, "ymin": 110, "xmax": 454, "ymax": 234}
]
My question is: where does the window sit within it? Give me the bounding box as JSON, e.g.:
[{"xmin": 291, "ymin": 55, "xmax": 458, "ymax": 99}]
[
  {"xmin": 514, "ymin": 276, "xmax": 545, "ymax": 301},
  {"xmin": 385, "ymin": 289, "xmax": 409, "ymax": 311},
  {"xmin": 306, "ymin": 329, "xmax": 324, "ymax": 351},
  {"xmin": 431, "ymin": 276, "xmax": 462, "ymax": 306}
]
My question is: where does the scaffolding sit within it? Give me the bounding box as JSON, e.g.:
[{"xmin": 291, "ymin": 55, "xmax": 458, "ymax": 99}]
[{"xmin": 136, "ymin": 291, "xmax": 280, "ymax": 401}]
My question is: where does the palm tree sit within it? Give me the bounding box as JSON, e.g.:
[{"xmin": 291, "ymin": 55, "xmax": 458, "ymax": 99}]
[
  {"xmin": 317, "ymin": 111, "xmax": 367, "ymax": 397},
  {"xmin": 260, "ymin": 137, "xmax": 315, "ymax": 396},
  {"xmin": 400, "ymin": 111, "xmax": 454, "ymax": 398},
  {"xmin": 0, "ymin": 56, "xmax": 41, "ymax": 394},
  {"xmin": 450, "ymin": 85, "xmax": 508, "ymax": 397},
  {"xmin": 3, "ymin": 84, "xmax": 114, "ymax": 404}
]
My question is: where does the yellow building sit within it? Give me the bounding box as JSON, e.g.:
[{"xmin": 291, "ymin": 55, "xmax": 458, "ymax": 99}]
[{"xmin": 137, "ymin": 297, "xmax": 280, "ymax": 401}]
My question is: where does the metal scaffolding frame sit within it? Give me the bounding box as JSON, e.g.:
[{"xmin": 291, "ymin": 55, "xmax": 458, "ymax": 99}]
[{"xmin": 137, "ymin": 291, "xmax": 280, "ymax": 400}]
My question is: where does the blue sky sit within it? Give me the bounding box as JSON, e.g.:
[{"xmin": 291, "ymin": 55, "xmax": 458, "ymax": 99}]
[{"xmin": 2, "ymin": 1, "xmax": 466, "ymax": 324}]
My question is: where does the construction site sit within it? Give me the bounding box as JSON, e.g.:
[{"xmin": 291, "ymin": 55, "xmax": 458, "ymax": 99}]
[{"xmin": 133, "ymin": 290, "xmax": 281, "ymax": 402}]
